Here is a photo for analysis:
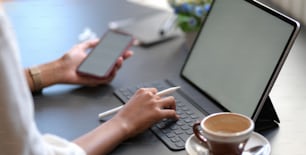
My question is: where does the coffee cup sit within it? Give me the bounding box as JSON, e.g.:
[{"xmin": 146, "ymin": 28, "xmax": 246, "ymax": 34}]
[{"xmin": 193, "ymin": 112, "xmax": 254, "ymax": 155}]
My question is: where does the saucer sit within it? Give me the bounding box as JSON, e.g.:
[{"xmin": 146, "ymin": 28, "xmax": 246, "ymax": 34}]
[{"xmin": 185, "ymin": 132, "xmax": 271, "ymax": 155}]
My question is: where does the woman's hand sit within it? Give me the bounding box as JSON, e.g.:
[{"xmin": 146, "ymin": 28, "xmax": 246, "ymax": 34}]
[
  {"xmin": 112, "ymin": 88, "xmax": 179, "ymax": 138},
  {"xmin": 74, "ymin": 88, "xmax": 178, "ymax": 155},
  {"xmin": 57, "ymin": 39, "xmax": 133, "ymax": 86},
  {"xmin": 26, "ymin": 39, "xmax": 133, "ymax": 91}
]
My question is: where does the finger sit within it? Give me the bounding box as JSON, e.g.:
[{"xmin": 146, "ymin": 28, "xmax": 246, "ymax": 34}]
[
  {"xmin": 103, "ymin": 58, "xmax": 121, "ymax": 81},
  {"xmin": 105, "ymin": 69, "xmax": 116, "ymax": 82},
  {"xmin": 137, "ymin": 87, "xmax": 158, "ymax": 95},
  {"xmin": 122, "ymin": 50, "xmax": 133, "ymax": 60},
  {"xmin": 149, "ymin": 87, "xmax": 158, "ymax": 95},
  {"xmin": 158, "ymin": 96, "xmax": 176, "ymax": 110},
  {"xmin": 112, "ymin": 51, "xmax": 132, "ymax": 71},
  {"xmin": 160, "ymin": 109, "xmax": 179, "ymax": 120},
  {"xmin": 79, "ymin": 39, "xmax": 100, "ymax": 50},
  {"xmin": 114, "ymin": 57, "xmax": 123, "ymax": 69}
]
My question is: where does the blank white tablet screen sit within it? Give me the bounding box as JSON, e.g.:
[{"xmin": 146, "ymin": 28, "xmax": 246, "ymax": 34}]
[{"xmin": 182, "ymin": 0, "xmax": 294, "ymax": 117}]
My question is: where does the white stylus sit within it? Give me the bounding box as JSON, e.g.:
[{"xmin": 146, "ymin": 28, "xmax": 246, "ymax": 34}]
[{"xmin": 98, "ymin": 86, "xmax": 180, "ymax": 119}]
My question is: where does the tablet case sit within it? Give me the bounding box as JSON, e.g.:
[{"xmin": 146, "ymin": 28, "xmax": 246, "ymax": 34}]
[{"xmin": 255, "ymin": 96, "xmax": 280, "ymax": 132}]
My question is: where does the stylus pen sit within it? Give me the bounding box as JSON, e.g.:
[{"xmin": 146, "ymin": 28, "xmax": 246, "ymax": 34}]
[{"xmin": 98, "ymin": 86, "xmax": 180, "ymax": 119}]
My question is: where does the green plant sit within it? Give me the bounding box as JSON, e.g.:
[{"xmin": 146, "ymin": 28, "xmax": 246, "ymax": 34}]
[{"xmin": 168, "ymin": 0, "xmax": 213, "ymax": 32}]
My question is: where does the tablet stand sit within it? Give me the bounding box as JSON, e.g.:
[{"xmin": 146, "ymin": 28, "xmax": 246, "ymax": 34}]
[{"xmin": 254, "ymin": 96, "xmax": 280, "ymax": 132}]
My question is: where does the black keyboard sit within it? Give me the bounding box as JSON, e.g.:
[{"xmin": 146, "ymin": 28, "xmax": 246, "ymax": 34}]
[{"xmin": 114, "ymin": 80, "xmax": 205, "ymax": 151}]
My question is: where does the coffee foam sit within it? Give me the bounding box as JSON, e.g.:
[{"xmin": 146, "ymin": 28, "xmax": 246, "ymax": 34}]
[
  {"xmin": 200, "ymin": 113, "xmax": 254, "ymax": 143},
  {"xmin": 204, "ymin": 114, "xmax": 251, "ymax": 133}
]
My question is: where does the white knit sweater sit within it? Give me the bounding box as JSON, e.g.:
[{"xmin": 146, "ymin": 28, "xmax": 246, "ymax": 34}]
[{"xmin": 0, "ymin": 7, "xmax": 86, "ymax": 155}]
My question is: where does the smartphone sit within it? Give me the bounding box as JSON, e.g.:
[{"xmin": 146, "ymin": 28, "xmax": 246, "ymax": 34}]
[{"xmin": 77, "ymin": 30, "xmax": 134, "ymax": 78}]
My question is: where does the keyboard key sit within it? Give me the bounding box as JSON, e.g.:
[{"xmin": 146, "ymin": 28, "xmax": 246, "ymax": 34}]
[{"xmin": 175, "ymin": 141, "xmax": 185, "ymax": 147}]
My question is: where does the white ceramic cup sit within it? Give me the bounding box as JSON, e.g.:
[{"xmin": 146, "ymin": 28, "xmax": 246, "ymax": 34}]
[{"xmin": 193, "ymin": 112, "xmax": 254, "ymax": 155}]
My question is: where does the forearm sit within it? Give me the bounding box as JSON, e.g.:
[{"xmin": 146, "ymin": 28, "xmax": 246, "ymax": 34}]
[{"xmin": 73, "ymin": 117, "xmax": 130, "ymax": 155}]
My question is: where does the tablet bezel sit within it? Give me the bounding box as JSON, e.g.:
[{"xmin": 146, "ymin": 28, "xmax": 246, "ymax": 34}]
[{"xmin": 180, "ymin": 0, "xmax": 300, "ymax": 121}]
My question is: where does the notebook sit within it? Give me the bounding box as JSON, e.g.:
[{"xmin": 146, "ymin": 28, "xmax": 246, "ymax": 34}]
[{"xmin": 114, "ymin": 0, "xmax": 300, "ymax": 151}]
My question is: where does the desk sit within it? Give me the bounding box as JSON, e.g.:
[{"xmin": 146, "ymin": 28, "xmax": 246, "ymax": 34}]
[{"xmin": 3, "ymin": 1, "xmax": 306, "ymax": 155}]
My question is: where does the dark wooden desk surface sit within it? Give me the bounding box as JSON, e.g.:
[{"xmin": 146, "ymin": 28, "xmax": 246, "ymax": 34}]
[{"xmin": 4, "ymin": 1, "xmax": 306, "ymax": 155}]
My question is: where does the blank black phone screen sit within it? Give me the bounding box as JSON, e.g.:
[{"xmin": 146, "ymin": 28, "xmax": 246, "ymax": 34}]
[{"xmin": 78, "ymin": 31, "xmax": 132, "ymax": 78}]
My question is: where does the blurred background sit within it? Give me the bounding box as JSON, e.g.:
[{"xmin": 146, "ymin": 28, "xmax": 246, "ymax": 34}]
[
  {"xmin": 262, "ymin": 0, "xmax": 305, "ymax": 25},
  {"xmin": 129, "ymin": 0, "xmax": 305, "ymax": 26}
]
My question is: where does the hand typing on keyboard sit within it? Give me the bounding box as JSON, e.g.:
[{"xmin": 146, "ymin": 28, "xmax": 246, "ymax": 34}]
[
  {"xmin": 113, "ymin": 87, "xmax": 179, "ymax": 138},
  {"xmin": 114, "ymin": 82, "xmax": 204, "ymax": 151}
]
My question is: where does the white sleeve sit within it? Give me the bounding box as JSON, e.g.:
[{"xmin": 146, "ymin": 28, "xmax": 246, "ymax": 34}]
[
  {"xmin": 0, "ymin": 7, "xmax": 86, "ymax": 155},
  {"xmin": 43, "ymin": 134, "xmax": 86, "ymax": 155}
]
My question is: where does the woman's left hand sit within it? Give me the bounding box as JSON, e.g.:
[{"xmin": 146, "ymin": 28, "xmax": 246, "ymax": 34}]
[{"xmin": 56, "ymin": 39, "xmax": 133, "ymax": 86}]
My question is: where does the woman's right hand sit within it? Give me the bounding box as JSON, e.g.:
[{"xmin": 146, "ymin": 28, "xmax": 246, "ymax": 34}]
[{"xmin": 112, "ymin": 88, "xmax": 179, "ymax": 138}]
